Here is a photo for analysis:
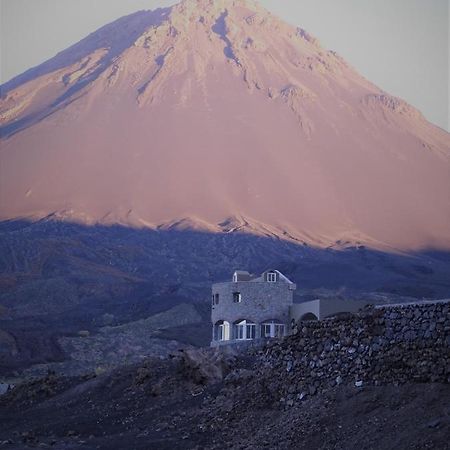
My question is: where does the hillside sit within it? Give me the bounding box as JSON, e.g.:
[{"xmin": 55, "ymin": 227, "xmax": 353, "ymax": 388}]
[
  {"xmin": 1, "ymin": 219, "xmax": 450, "ymax": 376},
  {"xmin": 1, "ymin": 303, "xmax": 449, "ymax": 449}
]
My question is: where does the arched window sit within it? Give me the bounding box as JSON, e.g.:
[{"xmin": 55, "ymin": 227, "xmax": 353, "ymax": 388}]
[
  {"xmin": 274, "ymin": 324, "xmax": 285, "ymax": 338},
  {"xmin": 234, "ymin": 320, "xmax": 256, "ymax": 340},
  {"xmin": 261, "ymin": 320, "xmax": 285, "ymax": 338},
  {"xmin": 214, "ymin": 320, "xmax": 230, "ymax": 341}
]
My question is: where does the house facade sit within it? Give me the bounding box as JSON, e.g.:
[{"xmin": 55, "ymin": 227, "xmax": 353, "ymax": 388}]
[
  {"xmin": 211, "ymin": 269, "xmax": 296, "ymax": 346},
  {"xmin": 211, "ymin": 269, "xmax": 369, "ymax": 346}
]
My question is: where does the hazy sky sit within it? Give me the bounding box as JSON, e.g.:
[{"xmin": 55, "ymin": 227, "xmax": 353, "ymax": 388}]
[{"xmin": 1, "ymin": 0, "xmax": 449, "ymax": 130}]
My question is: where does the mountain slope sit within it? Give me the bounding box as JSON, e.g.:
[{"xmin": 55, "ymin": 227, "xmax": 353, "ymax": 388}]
[{"xmin": 1, "ymin": 0, "xmax": 449, "ymax": 250}]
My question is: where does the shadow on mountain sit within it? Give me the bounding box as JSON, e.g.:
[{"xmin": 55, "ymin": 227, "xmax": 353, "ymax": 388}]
[
  {"xmin": 212, "ymin": 11, "xmax": 240, "ymax": 64},
  {"xmin": 0, "ymin": 8, "xmax": 170, "ymax": 138},
  {"xmin": 1, "ymin": 218, "xmax": 450, "ymax": 375}
]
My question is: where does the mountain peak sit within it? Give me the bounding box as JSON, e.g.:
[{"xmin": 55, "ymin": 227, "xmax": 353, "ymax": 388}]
[
  {"xmin": 176, "ymin": 0, "xmax": 261, "ymax": 10},
  {"xmin": 168, "ymin": 0, "xmax": 269, "ymax": 31},
  {"xmin": 1, "ymin": 0, "xmax": 449, "ymax": 251}
]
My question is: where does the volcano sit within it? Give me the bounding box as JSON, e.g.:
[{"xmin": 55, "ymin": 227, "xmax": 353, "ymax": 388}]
[{"xmin": 1, "ymin": 0, "xmax": 449, "ymax": 251}]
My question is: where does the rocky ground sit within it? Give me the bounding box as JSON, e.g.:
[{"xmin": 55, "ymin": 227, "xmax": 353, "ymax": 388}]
[
  {"xmin": 0, "ymin": 346, "xmax": 448, "ymax": 450},
  {"xmin": 1, "ymin": 221, "xmax": 450, "ymax": 448},
  {"xmin": 2, "ymin": 219, "xmax": 450, "ymax": 378}
]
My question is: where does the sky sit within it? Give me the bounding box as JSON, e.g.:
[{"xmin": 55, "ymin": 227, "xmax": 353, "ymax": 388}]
[{"xmin": 1, "ymin": 0, "xmax": 449, "ymax": 131}]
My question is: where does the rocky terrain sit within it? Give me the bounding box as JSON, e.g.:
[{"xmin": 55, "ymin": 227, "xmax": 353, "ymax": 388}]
[
  {"xmin": 0, "ymin": 303, "xmax": 448, "ymax": 449},
  {"xmin": 1, "ymin": 219, "xmax": 450, "ymax": 377},
  {"xmin": 1, "ymin": 2, "xmax": 450, "ymax": 443}
]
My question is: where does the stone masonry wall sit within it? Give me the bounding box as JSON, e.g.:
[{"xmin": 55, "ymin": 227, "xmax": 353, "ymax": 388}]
[
  {"xmin": 211, "ymin": 281, "xmax": 294, "ymax": 326},
  {"xmin": 256, "ymin": 301, "xmax": 450, "ymax": 406}
]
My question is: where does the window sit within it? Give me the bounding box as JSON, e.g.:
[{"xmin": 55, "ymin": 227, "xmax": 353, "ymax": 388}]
[
  {"xmin": 274, "ymin": 324, "xmax": 285, "ymax": 338},
  {"xmin": 215, "ymin": 321, "xmax": 230, "ymax": 341},
  {"xmin": 218, "ymin": 324, "xmax": 225, "ymax": 341},
  {"xmin": 267, "ymin": 272, "xmax": 277, "ymax": 282},
  {"xmin": 214, "ymin": 293, "xmax": 219, "ymax": 305},
  {"xmin": 233, "ymin": 292, "xmax": 242, "ymax": 303},
  {"xmin": 235, "ymin": 323, "xmax": 245, "ymax": 340},
  {"xmin": 233, "ymin": 273, "xmax": 238, "ymax": 282},
  {"xmin": 261, "ymin": 321, "xmax": 285, "ymax": 339},
  {"xmin": 211, "ymin": 295, "xmax": 215, "ymax": 305},
  {"xmin": 261, "ymin": 324, "xmax": 271, "ymax": 338},
  {"xmin": 246, "ymin": 323, "xmax": 256, "ymax": 339},
  {"xmin": 234, "ymin": 320, "xmax": 255, "ymax": 340}
]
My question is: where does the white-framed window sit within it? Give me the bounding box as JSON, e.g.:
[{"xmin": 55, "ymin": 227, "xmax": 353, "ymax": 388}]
[
  {"xmin": 215, "ymin": 321, "xmax": 230, "ymax": 341},
  {"xmin": 246, "ymin": 323, "xmax": 256, "ymax": 339},
  {"xmin": 261, "ymin": 323, "xmax": 271, "ymax": 338},
  {"xmin": 233, "ymin": 292, "xmax": 242, "ymax": 303},
  {"xmin": 267, "ymin": 272, "xmax": 277, "ymax": 282},
  {"xmin": 234, "ymin": 320, "xmax": 255, "ymax": 340},
  {"xmin": 261, "ymin": 321, "xmax": 285, "ymax": 338},
  {"xmin": 274, "ymin": 324, "xmax": 285, "ymax": 338}
]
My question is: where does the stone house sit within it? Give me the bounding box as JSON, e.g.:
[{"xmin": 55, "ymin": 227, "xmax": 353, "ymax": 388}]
[
  {"xmin": 211, "ymin": 269, "xmax": 368, "ymax": 346},
  {"xmin": 211, "ymin": 269, "xmax": 296, "ymax": 346}
]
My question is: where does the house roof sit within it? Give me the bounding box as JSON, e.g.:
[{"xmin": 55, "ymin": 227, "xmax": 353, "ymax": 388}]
[
  {"xmin": 250, "ymin": 269, "xmax": 295, "ymax": 284},
  {"xmin": 233, "ymin": 270, "xmax": 256, "ymax": 281},
  {"xmin": 214, "ymin": 269, "xmax": 296, "ymax": 288}
]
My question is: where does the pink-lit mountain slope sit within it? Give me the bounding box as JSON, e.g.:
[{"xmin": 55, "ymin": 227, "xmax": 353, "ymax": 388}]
[{"xmin": 1, "ymin": 0, "xmax": 449, "ymax": 251}]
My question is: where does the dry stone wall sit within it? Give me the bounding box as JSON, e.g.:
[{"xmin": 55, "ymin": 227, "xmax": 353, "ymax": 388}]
[{"xmin": 257, "ymin": 301, "xmax": 450, "ymax": 406}]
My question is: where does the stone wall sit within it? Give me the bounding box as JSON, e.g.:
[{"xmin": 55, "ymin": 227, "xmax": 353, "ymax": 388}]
[
  {"xmin": 211, "ymin": 280, "xmax": 294, "ymax": 327},
  {"xmin": 256, "ymin": 301, "xmax": 450, "ymax": 406}
]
